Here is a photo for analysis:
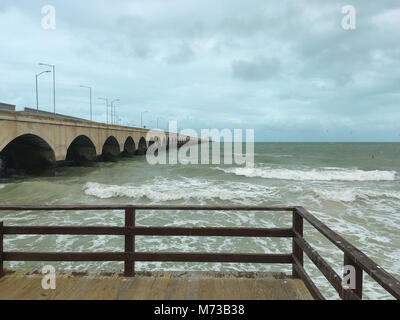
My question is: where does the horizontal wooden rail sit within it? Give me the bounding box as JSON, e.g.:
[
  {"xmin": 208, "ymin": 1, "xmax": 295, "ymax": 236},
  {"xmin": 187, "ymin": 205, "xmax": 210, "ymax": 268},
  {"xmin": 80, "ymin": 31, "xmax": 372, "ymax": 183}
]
[
  {"xmin": 0, "ymin": 205, "xmax": 296, "ymax": 211},
  {"xmin": 3, "ymin": 226, "xmax": 293, "ymax": 238},
  {"xmin": 4, "ymin": 226, "xmax": 126, "ymax": 236},
  {"xmin": 0, "ymin": 205, "xmax": 399, "ymax": 300},
  {"xmin": 3, "ymin": 252, "xmax": 292, "ymax": 264}
]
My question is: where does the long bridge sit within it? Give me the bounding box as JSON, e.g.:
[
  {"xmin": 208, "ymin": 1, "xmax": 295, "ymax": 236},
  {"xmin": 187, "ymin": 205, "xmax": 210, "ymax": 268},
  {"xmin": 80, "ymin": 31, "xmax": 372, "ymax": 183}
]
[{"xmin": 0, "ymin": 109, "xmax": 195, "ymax": 175}]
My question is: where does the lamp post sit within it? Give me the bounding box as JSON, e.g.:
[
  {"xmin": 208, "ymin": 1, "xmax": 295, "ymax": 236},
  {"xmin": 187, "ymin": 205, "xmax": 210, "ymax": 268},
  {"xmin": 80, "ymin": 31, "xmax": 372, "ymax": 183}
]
[
  {"xmin": 141, "ymin": 111, "xmax": 149, "ymax": 128},
  {"xmin": 80, "ymin": 85, "xmax": 92, "ymax": 121},
  {"xmin": 35, "ymin": 70, "xmax": 51, "ymax": 110},
  {"xmin": 39, "ymin": 63, "xmax": 55, "ymax": 115},
  {"xmin": 110, "ymin": 99, "xmax": 120, "ymax": 125},
  {"xmin": 98, "ymin": 97, "xmax": 109, "ymax": 124}
]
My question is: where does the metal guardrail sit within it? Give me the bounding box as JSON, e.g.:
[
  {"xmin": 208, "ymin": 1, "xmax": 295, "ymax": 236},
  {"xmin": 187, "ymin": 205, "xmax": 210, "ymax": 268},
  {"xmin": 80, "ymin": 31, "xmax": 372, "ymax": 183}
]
[{"xmin": 0, "ymin": 205, "xmax": 399, "ymax": 300}]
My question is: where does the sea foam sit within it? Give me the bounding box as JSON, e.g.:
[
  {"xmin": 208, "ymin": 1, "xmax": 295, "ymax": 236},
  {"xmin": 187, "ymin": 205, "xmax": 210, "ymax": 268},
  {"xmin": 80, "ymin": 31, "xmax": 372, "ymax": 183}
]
[
  {"xmin": 311, "ymin": 188, "xmax": 400, "ymax": 203},
  {"xmin": 83, "ymin": 178, "xmax": 277, "ymax": 203},
  {"xmin": 217, "ymin": 167, "xmax": 397, "ymax": 181}
]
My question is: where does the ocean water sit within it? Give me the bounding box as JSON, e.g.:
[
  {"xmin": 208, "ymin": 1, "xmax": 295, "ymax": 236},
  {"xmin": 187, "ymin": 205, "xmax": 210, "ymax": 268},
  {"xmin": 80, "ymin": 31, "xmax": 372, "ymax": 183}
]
[{"xmin": 0, "ymin": 142, "xmax": 399, "ymax": 300}]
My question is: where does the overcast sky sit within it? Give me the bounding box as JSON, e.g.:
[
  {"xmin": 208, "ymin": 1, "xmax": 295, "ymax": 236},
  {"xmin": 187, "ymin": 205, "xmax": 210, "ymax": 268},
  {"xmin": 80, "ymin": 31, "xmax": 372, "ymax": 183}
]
[{"xmin": 0, "ymin": 0, "xmax": 399, "ymax": 141}]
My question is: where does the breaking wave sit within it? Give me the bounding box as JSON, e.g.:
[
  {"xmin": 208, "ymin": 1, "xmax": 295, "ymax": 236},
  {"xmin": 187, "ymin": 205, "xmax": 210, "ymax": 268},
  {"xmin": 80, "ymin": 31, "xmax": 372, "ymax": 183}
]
[
  {"xmin": 311, "ymin": 188, "xmax": 400, "ymax": 203},
  {"xmin": 216, "ymin": 167, "xmax": 397, "ymax": 181},
  {"xmin": 83, "ymin": 178, "xmax": 277, "ymax": 203}
]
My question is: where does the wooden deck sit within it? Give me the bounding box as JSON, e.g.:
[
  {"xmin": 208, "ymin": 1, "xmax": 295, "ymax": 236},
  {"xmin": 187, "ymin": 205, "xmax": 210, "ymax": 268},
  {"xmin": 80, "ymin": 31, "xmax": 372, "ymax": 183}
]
[{"xmin": 0, "ymin": 271, "xmax": 313, "ymax": 300}]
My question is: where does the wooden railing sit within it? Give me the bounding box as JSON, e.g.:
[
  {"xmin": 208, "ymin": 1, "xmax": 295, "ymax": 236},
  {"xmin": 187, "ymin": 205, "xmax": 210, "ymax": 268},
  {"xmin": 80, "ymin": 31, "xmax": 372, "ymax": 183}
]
[{"xmin": 0, "ymin": 205, "xmax": 399, "ymax": 300}]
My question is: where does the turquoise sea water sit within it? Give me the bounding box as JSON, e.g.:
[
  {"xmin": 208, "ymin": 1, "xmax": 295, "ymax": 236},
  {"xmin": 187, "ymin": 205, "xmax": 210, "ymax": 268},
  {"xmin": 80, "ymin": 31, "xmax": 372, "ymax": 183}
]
[{"xmin": 0, "ymin": 142, "xmax": 399, "ymax": 299}]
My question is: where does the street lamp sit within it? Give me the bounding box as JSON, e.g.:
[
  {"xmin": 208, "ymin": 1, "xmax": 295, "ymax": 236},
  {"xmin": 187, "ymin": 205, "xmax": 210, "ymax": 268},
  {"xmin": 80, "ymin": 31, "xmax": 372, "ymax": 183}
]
[
  {"xmin": 35, "ymin": 70, "xmax": 51, "ymax": 111},
  {"xmin": 39, "ymin": 63, "xmax": 55, "ymax": 115},
  {"xmin": 141, "ymin": 110, "xmax": 149, "ymax": 128},
  {"xmin": 98, "ymin": 97, "xmax": 109, "ymax": 124},
  {"xmin": 110, "ymin": 99, "xmax": 120, "ymax": 125},
  {"xmin": 80, "ymin": 85, "xmax": 92, "ymax": 121}
]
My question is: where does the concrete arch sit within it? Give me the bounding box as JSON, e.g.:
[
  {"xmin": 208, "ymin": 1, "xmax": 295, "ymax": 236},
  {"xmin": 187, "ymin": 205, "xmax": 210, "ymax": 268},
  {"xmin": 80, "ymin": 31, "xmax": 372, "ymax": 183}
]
[
  {"xmin": 102, "ymin": 136, "xmax": 121, "ymax": 161},
  {"xmin": 122, "ymin": 136, "xmax": 136, "ymax": 157},
  {"xmin": 64, "ymin": 131, "xmax": 98, "ymax": 158},
  {"xmin": 66, "ymin": 135, "xmax": 97, "ymax": 163},
  {"xmin": 0, "ymin": 130, "xmax": 57, "ymax": 157},
  {"xmin": 0, "ymin": 133, "xmax": 55, "ymax": 175},
  {"xmin": 135, "ymin": 137, "xmax": 147, "ymax": 155}
]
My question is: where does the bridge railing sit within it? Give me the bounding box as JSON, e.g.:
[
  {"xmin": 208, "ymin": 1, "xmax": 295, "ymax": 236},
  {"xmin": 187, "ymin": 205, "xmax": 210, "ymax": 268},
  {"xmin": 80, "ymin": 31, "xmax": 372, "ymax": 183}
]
[{"xmin": 0, "ymin": 205, "xmax": 399, "ymax": 300}]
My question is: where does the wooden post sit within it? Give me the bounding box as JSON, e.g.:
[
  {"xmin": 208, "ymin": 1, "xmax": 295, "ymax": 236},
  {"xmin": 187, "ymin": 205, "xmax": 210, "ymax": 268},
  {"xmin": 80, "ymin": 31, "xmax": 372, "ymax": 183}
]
[
  {"xmin": 292, "ymin": 209, "xmax": 304, "ymax": 278},
  {"xmin": 343, "ymin": 254, "xmax": 363, "ymax": 299},
  {"xmin": 124, "ymin": 208, "xmax": 135, "ymax": 277},
  {"xmin": 0, "ymin": 222, "xmax": 3, "ymax": 277}
]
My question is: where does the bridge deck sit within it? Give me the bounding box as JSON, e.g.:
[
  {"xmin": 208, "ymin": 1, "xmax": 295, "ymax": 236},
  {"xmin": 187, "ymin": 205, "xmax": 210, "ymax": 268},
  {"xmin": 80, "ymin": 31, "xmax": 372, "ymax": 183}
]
[{"xmin": 0, "ymin": 271, "xmax": 312, "ymax": 300}]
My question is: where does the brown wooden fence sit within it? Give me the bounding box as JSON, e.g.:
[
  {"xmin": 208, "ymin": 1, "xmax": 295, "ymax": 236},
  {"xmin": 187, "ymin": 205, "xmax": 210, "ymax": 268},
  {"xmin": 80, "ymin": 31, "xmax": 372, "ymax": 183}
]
[{"xmin": 0, "ymin": 205, "xmax": 399, "ymax": 300}]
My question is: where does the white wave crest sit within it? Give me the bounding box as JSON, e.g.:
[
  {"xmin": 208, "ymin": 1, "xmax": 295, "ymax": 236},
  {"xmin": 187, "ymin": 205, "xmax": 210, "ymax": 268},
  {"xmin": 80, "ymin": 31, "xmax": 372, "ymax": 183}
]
[
  {"xmin": 313, "ymin": 188, "xmax": 400, "ymax": 203},
  {"xmin": 217, "ymin": 167, "xmax": 397, "ymax": 181},
  {"xmin": 0, "ymin": 184, "xmax": 5, "ymax": 190},
  {"xmin": 83, "ymin": 178, "xmax": 277, "ymax": 202}
]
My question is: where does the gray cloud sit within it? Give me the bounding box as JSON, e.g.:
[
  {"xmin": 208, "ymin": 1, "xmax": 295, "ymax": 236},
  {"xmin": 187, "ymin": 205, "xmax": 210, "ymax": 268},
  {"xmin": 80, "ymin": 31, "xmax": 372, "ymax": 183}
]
[
  {"xmin": 164, "ymin": 43, "xmax": 194, "ymax": 64},
  {"xmin": 232, "ymin": 56, "xmax": 281, "ymax": 81}
]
